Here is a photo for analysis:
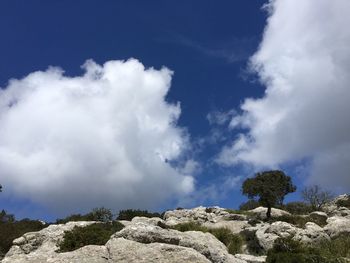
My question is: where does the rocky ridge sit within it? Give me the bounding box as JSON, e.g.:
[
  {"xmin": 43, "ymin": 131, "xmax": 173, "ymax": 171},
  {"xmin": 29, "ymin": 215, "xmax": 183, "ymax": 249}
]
[{"xmin": 2, "ymin": 194, "xmax": 350, "ymax": 263}]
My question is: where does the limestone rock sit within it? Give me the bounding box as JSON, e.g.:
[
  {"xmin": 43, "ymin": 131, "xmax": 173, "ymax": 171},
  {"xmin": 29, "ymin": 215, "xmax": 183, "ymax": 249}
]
[
  {"xmin": 235, "ymin": 254, "xmax": 267, "ymax": 263},
  {"xmin": 293, "ymin": 222, "xmax": 330, "ymax": 244},
  {"xmin": 203, "ymin": 220, "xmax": 250, "ymax": 234},
  {"xmin": 106, "ymin": 237, "xmax": 211, "ymax": 263},
  {"xmin": 309, "ymin": 211, "xmax": 328, "ymax": 221},
  {"xmin": 163, "ymin": 206, "xmax": 246, "ymax": 226},
  {"xmin": 324, "ymin": 216, "xmax": 350, "ymax": 237},
  {"xmin": 113, "ymin": 221, "xmax": 234, "ymax": 263},
  {"xmin": 255, "ymin": 222, "xmax": 296, "ymax": 251},
  {"xmin": 248, "ymin": 207, "xmax": 290, "ymax": 220}
]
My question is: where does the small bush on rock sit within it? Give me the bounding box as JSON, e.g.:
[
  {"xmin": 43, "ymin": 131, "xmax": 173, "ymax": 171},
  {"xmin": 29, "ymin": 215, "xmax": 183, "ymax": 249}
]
[
  {"xmin": 58, "ymin": 221, "xmax": 124, "ymax": 252},
  {"xmin": 116, "ymin": 209, "xmax": 161, "ymax": 221},
  {"xmin": 240, "ymin": 229, "xmax": 264, "ymax": 255},
  {"xmin": 56, "ymin": 207, "xmax": 114, "ymax": 224}
]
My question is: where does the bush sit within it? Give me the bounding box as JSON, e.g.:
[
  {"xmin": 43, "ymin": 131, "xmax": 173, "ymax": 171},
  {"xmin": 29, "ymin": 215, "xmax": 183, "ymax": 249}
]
[
  {"xmin": 240, "ymin": 229, "xmax": 264, "ymax": 255},
  {"xmin": 58, "ymin": 221, "xmax": 124, "ymax": 252},
  {"xmin": 266, "ymin": 237, "xmax": 349, "ymax": 263},
  {"xmin": 0, "ymin": 218, "xmax": 45, "ymax": 257},
  {"xmin": 117, "ymin": 209, "xmax": 161, "ymax": 221},
  {"xmin": 239, "ymin": 200, "xmax": 260, "ymax": 211},
  {"xmin": 86, "ymin": 207, "xmax": 113, "ymax": 222},
  {"xmin": 336, "ymin": 196, "xmax": 350, "ymax": 208},
  {"xmin": 283, "ymin": 202, "xmax": 313, "ymax": 215},
  {"xmin": 56, "ymin": 207, "xmax": 114, "ymax": 224},
  {"xmin": 172, "ymin": 222, "xmax": 243, "ymax": 254}
]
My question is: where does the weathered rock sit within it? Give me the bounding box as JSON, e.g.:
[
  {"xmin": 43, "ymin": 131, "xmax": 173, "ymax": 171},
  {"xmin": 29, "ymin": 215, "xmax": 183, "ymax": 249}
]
[
  {"xmin": 255, "ymin": 222, "xmax": 296, "ymax": 251},
  {"xmin": 203, "ymin": 220, "xmax": 250, "ymax": 234},
  {"xmin": 324, "ymin": 216, "xmax": 350, "ymax": 237},
  {"xmin": 253, "ymin": 220, "xmax": 330, "ymax": 251},
  {"xmin": 5, "ymin": 221, "xmax": 95, "ymax": 257},
  {"xmin": 2, "ymin": 221, "xmax": 99, "ymax": 263},
  {"xmin": 113, "ymin": 221, "xmax": 234, "ymax": 263},
  {"xmin": 163, "ymin": 206, "xmax": 245, "ymax": 226},
  {"xmin": 3, "ymin": 245, "xmax": 109, "ymax": 263},
  {"xmin": 106, "ymin": 237, "xmax": 211, "ymax": 263},
  {"xmin": 130, "ymin": 216, "xmax": 164, "ymax": 226},
  {"xmin": 293, "ymin": 222, "xmax": 330, "ymax": 244},
  {"xmin": 2, "ymin": 219, "xmax": 251, "ymax": 263},
  {"xmin": 248, "ymin": 207, "xmax": 290, "ymax": 220},
  {"xmin": 309, "ymin": 211, "xmax": 328, "ymax": 221}
]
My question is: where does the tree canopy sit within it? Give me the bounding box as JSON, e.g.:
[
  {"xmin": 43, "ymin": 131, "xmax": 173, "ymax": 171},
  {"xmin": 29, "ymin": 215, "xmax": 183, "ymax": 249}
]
[{"xmin": 242, "ymin": 170, "xmax": 296, "ymax": 219}]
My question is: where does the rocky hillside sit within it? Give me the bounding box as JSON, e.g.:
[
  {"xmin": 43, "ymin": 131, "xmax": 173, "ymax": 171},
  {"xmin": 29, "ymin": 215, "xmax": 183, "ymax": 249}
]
[{"xmin": 2, "ymin": 195, "xmax": 350, "ymax": 263}]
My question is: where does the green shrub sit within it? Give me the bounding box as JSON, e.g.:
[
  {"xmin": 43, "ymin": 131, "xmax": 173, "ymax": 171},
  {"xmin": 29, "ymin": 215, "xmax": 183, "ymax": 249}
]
[
  {"xmin": 240, "ymin": 229, "xmax": 264, "ymax": 255},
  {"xmin": 0, "ymin": 218, "xmax": 45, "ymax": 257},
  {"xmin": 56, "ymin": 207, "xmax": 114, "ymax": 224},
  {"xmin": 239, "ymin": 200, "xmax": 260, "ymax": 211},
  {"xmin": 58, "ymin": 221, "xmax": 124, "ymax": 252},
  {"xmin": 117, "ymin": 209, "xmax": 161, "ymax": 221},
  {"xmin": 283, "ymin": 202, "xmax": 313, "ymax": 215},
  {"xmin": 266, "ymin": 237, "xmax": 349, "ymax": 263},
  {"xmin": 336, "ymin": 196, "xmax": 350, "ymax": 208},
  {"xmin": 172, "ymin": 222, "xmax": 243, "ymax": 254},
  {"xmin": 209, "ymin": 227, "xmax": 243, "ymax": 254}
]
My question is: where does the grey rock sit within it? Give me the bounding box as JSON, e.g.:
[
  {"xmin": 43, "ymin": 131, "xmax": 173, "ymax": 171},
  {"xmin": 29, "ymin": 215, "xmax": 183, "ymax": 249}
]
[
  {"xmin": 235, "ymin": 254, "xmax": 267, "ymax": 263},
  {"xmin": 248, "ymin": 207, "xmax": 290, "ymax": 220},
  {"xmin": 106, "ymin": 237, "xmax": 211, "ymax": 263},
  {"xmin": 113, "ymin": 221, "xmax": 234, "ymax": 263},
  {"xmin": 324, "ymin": 216, "xmax": 350, "ymax": 237}
]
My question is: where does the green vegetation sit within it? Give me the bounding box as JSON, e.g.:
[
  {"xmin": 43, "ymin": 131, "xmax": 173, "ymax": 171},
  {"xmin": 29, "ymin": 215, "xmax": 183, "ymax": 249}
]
[
  {"xmin": 116, "ymin": 209, "xmax": 161, "ymax": 221},
  {"xmin": 266, "ymin": 236, "xmax": 350, "ymax": 263},
  {"xmin": 0, "ymin": 212, "xmax": 46, "ymax": 258},
  {"xmin": 242, "ymin": 170, "xmax": 296, "ymax": 219},
  {"xmin": 58, "ymin": 221, "xmax": 124, "ymax": 252},
  {"xmin": 283, "ymin": 202, "xmax": 313, "ymax": 215},
  {"xmin": 172, "ymin": 222, "xmax": 243, "ymax": 255},
  {"xmin": 56, "ymin": 207, "xmax": 113, "ymax": 224},
  {"xmin": 336, "ymin": 196, "xmax": 350, "ymax": 208}
]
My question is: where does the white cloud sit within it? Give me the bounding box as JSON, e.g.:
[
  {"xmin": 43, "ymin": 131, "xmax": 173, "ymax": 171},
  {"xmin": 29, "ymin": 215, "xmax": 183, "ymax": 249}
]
[
  {"xmin": 218, "ymin": 0, "xmax": 350, "ymax": 191},
  {"xmin": 0, "ymin": 59, "xmax": 194, "ymax": 214}
]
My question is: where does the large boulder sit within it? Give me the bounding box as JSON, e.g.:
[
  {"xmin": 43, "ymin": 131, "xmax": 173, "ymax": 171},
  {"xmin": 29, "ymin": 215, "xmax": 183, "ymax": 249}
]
[
  {"xmin": 113, "ymin": 220, "xmax": 243, "ymax": 263},
  {"xmin": 248, "ymin": 207, "xmax": 290, "ymax": 220},
  {"xmin": 2, "ymin": 221, "xmax": 99, "ymax": 263},
  {"xmin": 106, "ymin": 238, "xmax": 211, "ymax": 263},
  {"xmin": 250, "ymin": 221, "xmax": 330, "ymax": 251},
  {"xmin": 324, "ymin": 216, "xmax": 350, "ymax": 237}
]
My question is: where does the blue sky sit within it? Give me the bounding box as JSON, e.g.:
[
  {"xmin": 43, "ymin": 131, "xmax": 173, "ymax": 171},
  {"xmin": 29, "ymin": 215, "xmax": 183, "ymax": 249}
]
[{"xmin": 1, "ymin": 0, "xmax": 349, "ymax": 222}]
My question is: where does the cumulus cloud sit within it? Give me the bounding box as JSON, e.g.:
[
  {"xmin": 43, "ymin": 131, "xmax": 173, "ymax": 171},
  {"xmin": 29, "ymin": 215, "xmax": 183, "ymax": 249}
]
[
  {"xmin": 218, "ymin": 0, "xmax": 350, "ymax": 191},
  {"xmin": 0, "ymin": 59, "xmax": 194, "ymax": 214}
]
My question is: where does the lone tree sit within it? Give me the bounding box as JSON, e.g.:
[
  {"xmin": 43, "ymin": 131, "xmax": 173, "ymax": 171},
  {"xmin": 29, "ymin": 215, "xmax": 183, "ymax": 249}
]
[
  {"xmin": 301, "ymin": 185, "xmax": 334, "ymax": 211},
  {"xmin": 242, "ymin": 170, "xmax": 296, "ymax": 219}
]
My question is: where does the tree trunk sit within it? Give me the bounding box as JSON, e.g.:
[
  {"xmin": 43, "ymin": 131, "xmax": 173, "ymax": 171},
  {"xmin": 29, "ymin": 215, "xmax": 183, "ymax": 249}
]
[{"xmin": 266, "ymin": 205, "xmax": 272, "ymax": 219}]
